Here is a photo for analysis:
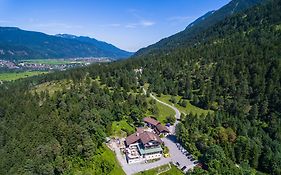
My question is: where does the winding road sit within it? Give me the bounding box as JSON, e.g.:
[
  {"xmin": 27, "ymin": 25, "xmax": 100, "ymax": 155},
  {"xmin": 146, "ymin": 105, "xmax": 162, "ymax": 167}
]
[
  {"xmin": 143, "ymin": 88, "xmax": 181, "ymax": 120},
  {"xmin": 143, "ymin": 88, "xmax": 196, "ymax": 173},
  {"xmin": 143, "ymin": 88, "xmax": 181, "ymax": 134}
]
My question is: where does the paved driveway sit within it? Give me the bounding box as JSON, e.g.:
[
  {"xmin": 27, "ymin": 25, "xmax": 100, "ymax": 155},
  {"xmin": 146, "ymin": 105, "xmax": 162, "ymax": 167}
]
[
  {"xmin": 147, "ymin": 89, "xmax": 196, "ymax": 172},
  {"xmin": 162, "ymin": 135, "xmax": 195, "ymax": 173}
]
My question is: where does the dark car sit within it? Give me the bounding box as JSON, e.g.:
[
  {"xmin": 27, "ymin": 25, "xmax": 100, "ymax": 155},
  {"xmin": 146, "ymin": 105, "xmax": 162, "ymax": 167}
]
[
  {"xmin": 181, "ymin": 166, "xmax": 187, "ymax": 171},
  {"xmin": 176, "ymin": 162, "xmax": 180, "ymax": 166}
]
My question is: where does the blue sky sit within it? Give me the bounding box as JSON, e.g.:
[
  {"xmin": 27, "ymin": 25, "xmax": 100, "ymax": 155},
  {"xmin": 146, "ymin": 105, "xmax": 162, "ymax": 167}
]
[{"xmin": 0, "ymin": 0, "xmax": 231, "ymax": 51}]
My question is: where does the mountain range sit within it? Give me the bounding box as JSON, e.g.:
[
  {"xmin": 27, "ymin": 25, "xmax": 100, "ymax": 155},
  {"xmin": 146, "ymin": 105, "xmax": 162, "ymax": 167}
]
[
  {"xmin": 135, "ymin": 0, "xmax": 267, "ymax": 56},
  {"xmin": 0, "ymin": 27, "xmax": 133, "ymax": 60},
  {"xmin": 0, "ymin": 0, "xmax": 265, "ymax": 61}
]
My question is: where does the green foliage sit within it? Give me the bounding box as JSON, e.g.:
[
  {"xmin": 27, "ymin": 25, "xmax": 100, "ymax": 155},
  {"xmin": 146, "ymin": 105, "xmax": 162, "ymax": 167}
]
[
  {"xmin": 156, "ymin": 94, "xmax": 213, "ymax": 116},
  {"xmin": 163, "ymin": 146, "xmax": 169, "ymax": 155},
  {"xmin": 111, "ymin": 120, "xmax": 135, "ymax": 137},
  {"xmin": 165, "ymin": 115, "xmax": 176, "ymax": 125},
  {"xmin": 0, "ymin": 76, "xmax": 150, "ymax": 174}
]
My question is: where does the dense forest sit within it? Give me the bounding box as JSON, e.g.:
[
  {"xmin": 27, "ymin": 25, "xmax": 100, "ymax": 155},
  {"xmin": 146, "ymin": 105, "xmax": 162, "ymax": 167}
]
[{"xmin": 0, "ymin": 0, "xmax": 281, "ymax": 174}]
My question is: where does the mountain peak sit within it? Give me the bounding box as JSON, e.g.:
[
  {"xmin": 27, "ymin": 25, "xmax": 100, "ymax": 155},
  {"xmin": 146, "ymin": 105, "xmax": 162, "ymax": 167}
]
[{"xmin": 0, "ymin": 28, "xmax": 133, "ymax": 60}]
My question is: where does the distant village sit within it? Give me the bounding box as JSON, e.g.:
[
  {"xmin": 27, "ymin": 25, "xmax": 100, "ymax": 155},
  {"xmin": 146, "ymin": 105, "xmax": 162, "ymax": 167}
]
[{"xmin": 0, "ymin": 57, "xmax": 112, "ymax": 71}]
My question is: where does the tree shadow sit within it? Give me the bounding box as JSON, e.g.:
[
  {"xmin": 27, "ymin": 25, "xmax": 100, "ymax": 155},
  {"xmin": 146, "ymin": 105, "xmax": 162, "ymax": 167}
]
[{"xmin": 166, "ymin": 134, "xmax": 178, "ymax": 143}]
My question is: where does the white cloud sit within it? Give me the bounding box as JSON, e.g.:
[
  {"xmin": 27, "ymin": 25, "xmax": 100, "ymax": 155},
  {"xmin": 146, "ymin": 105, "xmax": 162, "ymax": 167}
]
[
  {"xmin": 125, "ymin": 20, "xmax": 155, "ymax": 28},
  {"xmin": 140, "ymin": 20, "xmax": 155, "ymax": 26}
]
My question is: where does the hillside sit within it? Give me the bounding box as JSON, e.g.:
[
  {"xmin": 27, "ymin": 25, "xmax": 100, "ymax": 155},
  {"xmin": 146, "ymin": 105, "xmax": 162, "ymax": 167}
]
[
  {"xmin": 0, "ymin": 27, "xmax": 133, "ymax": 60},
  {"xmin": 0, "ymin": 0, "xmax": 281, "ymax": 175},
  {"xmin": 135, "ymin": 0, "xmax": 267, "ymax": 56}
]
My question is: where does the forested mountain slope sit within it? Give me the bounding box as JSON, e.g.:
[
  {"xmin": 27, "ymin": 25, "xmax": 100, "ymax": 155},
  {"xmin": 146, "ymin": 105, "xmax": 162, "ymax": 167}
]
[
  {"xmin": 135, "ymin": 0, "xmax": 267, "ymax": 56},
  {"xmin": 133, "ymin": 0, "xmax": 281, "ymax": 174},
  {"xmin": 0, "ymin": 0, "xmax": 281, "ymax": 175},
  {"xmin": 0, "ymin": 27, "xmax": 132, "ymax": 60}
]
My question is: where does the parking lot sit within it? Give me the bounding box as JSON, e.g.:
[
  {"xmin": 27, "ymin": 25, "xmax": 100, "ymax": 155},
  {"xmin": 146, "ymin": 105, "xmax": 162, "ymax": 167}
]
[{"xmin": 162, "ymin": 135, "xmax": 196, "ymax": 173}]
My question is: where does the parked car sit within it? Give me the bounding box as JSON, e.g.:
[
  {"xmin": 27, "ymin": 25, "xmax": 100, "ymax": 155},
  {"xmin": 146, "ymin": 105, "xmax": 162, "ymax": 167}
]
[
  {"xmin": 181, "ymin": 166, "xmax": 187, "ymax": 171},
  {"xmin": 176, "ymin": 162, "xmax": 180, "ymax": 166},
  {"xmin": 187, "ymin": 156, "xmax": 192, "ymax": 159},
  {"xmin": 185, "ymin": 152, "xmax": 190, "ymax": 156},
  {"xmin": 176, "ymin": 143, "xmax": 180, "ymax": 147},
  {"xmin": 190, "ymin": 158, "xmax": 195, "ymax": 161},
  {"xmin": 181, "ymin": 149, "xmax": 187, "ymax": 153},
  {"xmin": 193, "ymin": 160, "xmax": 199, "ymax": 164}
]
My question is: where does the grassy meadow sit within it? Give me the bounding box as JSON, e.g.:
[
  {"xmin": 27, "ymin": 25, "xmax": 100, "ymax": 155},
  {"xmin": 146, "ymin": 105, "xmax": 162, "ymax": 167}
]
[{"xmin": 0, "ymin": 71, "xmax": 48, "ymax": 81}]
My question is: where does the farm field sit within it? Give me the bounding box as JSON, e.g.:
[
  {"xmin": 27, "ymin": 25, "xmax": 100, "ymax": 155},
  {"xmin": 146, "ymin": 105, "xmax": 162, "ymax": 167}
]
[{"xmin": 0, "ymin": 71, "xmax": 48, "ymax": 81}]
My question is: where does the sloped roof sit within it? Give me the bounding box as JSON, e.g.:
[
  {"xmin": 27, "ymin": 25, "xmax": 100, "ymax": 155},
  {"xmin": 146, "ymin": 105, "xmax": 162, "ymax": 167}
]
[
  {"xmin": 140, "ymin": 131, "xmax": 162, "ymax": 145},
  {"xmin": 143, "ymin": 117, "xmax": 160, "ymax": 126},
  {"xmin": 125, "ymin": 133, "xmax": 140, "ymax": 146},
  {"xmin": 125, "ymin": 131, "xmax": 162, "ymax": 146},
  {"xmin": 156, "ymin": 123, "xmax": 170, "ymax": 133}
]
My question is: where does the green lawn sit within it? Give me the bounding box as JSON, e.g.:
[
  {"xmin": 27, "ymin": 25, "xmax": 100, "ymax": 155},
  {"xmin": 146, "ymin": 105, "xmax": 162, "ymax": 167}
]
[
  {"xmin": 135, "ymin": 164, "xmax": 183, "ymax": 175},
  {"xmin": 22, "ymin": 59, "xmax": 75, "ymax": 65},
  {"xmin": 111, "ymin": 120, "xmax": 135, "ymax": 137},
  {"xmin": 155, "ymin": 100, "xmax": 176, "ymax": 124},
  {"xmin": 161, "ymin": 165, "xmax": 184, "ymax": 175},
  {"xmin": 0, "ymin": 71, "xmax": 48, "ymax": 81},
  {"xmin": 155, "ymin": 94, "xmax": 213, "ymax": 116}
]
